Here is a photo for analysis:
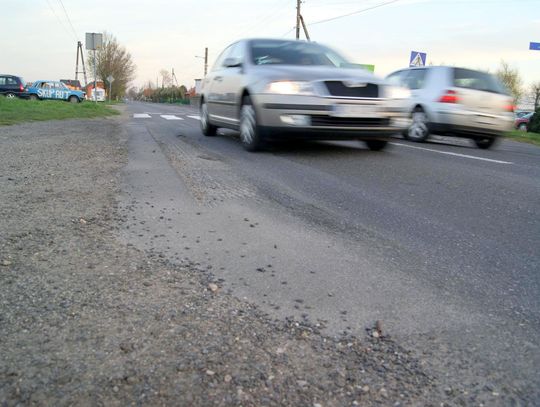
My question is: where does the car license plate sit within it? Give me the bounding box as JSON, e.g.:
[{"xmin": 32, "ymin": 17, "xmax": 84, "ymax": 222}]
[{"xmin": 331, "ymin": 104, "xmax": 378, "ymax": 118}]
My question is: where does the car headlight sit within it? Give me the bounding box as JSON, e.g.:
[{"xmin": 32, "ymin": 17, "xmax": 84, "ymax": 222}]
[
  {"xmin": 386, "ymin": 86, "xmax": 411, "ymax": 99},
  {"xmin": 265, "ymin": 81, "xmax": 314, "ymax": 95}
]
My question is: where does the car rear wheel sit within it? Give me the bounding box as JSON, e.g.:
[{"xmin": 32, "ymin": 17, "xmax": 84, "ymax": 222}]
[
  {"xmin": 5, "ymin": 92, "xmax": 16, "ymax": 99},
  {"xmin": 474, "ymin": 137, "xmax": 497, "ymax": 149},
  {"xmin": 239, "ymin": 96, "xmax": 265, "ymax": 152},
  {"xmin": 518, "ymin": 123, "xmax": 528, "ymax": 132},
  {"xmin": 29, "ymin": 94, "xmax": 39, "ymax": 101},
  {"xmin": 69, "ymin": 96, "xmax": 79, "ymax": 103},
  {"xmin": 200, "ymin": 100, "xmax": 217, "ymax": 137},
  {"xmin": 365, "ymin": 139, "xmax": 388, "ymax": 151},
  {"xmin": 407, "ymin": 108, "xmax": 430, "ymax": 142}
]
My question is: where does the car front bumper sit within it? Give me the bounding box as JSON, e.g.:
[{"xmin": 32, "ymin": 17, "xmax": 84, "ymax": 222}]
[{"xmin": 253, "ymin": 94, "xmax": 410, "ymax": 139}]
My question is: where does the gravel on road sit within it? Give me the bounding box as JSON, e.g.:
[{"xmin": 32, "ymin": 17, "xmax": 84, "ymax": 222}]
[{"xmin": 0, "ymin": 115, "xmax": 513, "ymax": 406}]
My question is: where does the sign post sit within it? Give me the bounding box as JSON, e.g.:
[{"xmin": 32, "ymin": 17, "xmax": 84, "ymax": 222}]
[
  {"xmin": 107, "ymin": 75, "xmax": 114, "ymax": 103},
  {"xmin": 409, "ymin": 51, "xmax": 427, "ymax": 67},
  {"xmin": 85, "ymin": 33, "xmax": 103, "ymax": 104}
]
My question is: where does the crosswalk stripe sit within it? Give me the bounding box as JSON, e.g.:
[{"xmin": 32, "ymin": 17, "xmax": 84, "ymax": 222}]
[
  {"xmin": 187, "ymin": 115, "xmax": 201, "ymax": 120},
  {"xmin": 160, "ymin": 115, "xmax": 183, "ymax": 120},
  {"xmin": 133, "ymin": 113, "xmax": 151, "ymax": 118}
]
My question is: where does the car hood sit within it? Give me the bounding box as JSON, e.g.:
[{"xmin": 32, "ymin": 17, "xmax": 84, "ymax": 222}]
[{"xmin": 249, "ymin": 64, "xmax": 386, "ymax": 85}]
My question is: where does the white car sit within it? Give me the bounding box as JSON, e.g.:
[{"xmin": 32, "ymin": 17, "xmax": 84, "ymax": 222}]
[{"xmin": 386, "ymin": 66, "xmax": 514, "ymax": 149}]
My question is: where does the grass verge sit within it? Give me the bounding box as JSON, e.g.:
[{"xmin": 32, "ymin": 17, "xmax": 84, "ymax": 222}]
[
  {"xmin": 0, "ymin": 97, "xmax": 120, "ymax": 126},
  {"xmin": 505, "ymin": 130, "xmax": 540, "ymax": 146}
]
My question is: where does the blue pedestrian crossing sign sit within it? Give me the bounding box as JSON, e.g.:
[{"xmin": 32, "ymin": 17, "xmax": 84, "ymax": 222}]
[
  {"xmin": 409, "ymin": 51, "xmax": 427, "ymax": 67},
  {"xmin": 530, "ymin": 42, "xmax": 540, "ymax": 51}
]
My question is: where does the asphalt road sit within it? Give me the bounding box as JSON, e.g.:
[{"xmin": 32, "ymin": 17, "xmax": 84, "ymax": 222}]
[{"xmin": 119, "ymin": 101, "xmax": 540, "ymax": 399}]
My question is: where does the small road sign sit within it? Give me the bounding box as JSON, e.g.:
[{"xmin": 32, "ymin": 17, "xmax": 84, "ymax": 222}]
[
  {"xmin": 107, "ymin": 75, "xmax": 115, "ymax": 83},
  {"xmin": 530, "ymin": 42, "xmax": 540, "ymax": 51},
  {"xmin": 409, "ymin": 51, "xmax": 427, "ymax": 67}
]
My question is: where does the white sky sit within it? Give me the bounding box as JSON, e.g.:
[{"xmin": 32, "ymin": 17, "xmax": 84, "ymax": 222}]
[{"xmin": 2, "ymin": 0, "xmax": 539, "ymax": 90}]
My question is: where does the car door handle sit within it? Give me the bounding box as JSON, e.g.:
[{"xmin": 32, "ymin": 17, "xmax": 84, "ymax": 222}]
[{"xmin": 214, "ymin": 76, "xmax": 223, "ymax": 82}]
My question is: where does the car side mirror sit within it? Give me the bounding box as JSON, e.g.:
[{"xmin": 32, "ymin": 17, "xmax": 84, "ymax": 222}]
[{"xmin": 223, "ymin": 57, "xmax": 242, "ymax": 68}]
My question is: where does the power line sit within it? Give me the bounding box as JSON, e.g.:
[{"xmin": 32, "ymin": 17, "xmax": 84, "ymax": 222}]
[
  {"xmin": 57, "ymin": 0, "xmax": 79, "ymax": 41},
  {"xmin": 228, "ymin": 0, "xmax": 292, "ymax": 40},
  {"xmin": 44, "ymin": 0, "xmax": 75, "ymax": 40},
  {"xmin": 280, "ymin": 27, "xmax": 296, "ymax": 38},
  {"xmin": 308, "ymin": 0, "xmax": 402, "ymax": 26}
]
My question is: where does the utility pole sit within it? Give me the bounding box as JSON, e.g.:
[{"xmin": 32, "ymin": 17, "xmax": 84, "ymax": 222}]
[
  {"xmin": 93, "ymin": 48, "xmax": 97, "ymax": 104},
  {"xmin": 204, "ymin": 47, "xmax": 208, "ymax": 76},
  {"xmin": 299, "ymin": 14, "xmax": 310, "ymax": 41},
  {"xmin": 296, "ymin": 0, "xmax": 301, "ymax": 40},
  {"xmin": 75, "ymin": 41, "xmax": 88, "ymax": 87},
  {"xmin": 85, "ymin": 33, "xmax": 102, "ymax": 104},
  {"xmin": 172, "ymin": 68, "xmax": 179, "ymax": 87}
]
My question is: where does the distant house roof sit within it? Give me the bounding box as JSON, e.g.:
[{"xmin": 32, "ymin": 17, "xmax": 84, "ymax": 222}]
[{"xmin": 85, "ymin": 81, "xmax": 105, "ymax": 90}]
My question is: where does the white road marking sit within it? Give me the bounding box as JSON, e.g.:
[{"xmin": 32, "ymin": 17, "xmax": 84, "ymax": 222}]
[
  {"xmin": 160, "ymin": 115, "xmax": 184, "ymax": 120},
  {"xmin": 133, "ymin": 113, "xmax": 151, "ymax": 118},
  {"xmin": 391, "ymin": 142, "xmax": 513, "ymax": 165},
  {"xmin": 187, "ymin": 115, "xmax": 201, "ymax": 120}
]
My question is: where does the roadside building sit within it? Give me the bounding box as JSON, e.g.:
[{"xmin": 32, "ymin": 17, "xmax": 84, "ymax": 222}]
[{"xmin": 85, "ymin": 81, "xmax": 106, "ymax": 101}]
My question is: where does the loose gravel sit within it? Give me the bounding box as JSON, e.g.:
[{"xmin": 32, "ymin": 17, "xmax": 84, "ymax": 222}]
[{"xmin": 0, "ymin": 115, "xmax": 495, "ymax": 406}]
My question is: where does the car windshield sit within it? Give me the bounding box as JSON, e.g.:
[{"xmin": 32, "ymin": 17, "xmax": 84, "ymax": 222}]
[{"xmin": 250, "ymin": 40, "xmax": 350, "ymax": 68}]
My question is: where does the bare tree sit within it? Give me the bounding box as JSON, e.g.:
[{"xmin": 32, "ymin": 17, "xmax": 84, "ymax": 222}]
[
  {"xmin": 126, "ymin": 87, "xmax": 138, "ymax": 100},
  {"xmin": 159, "ymin": 69, "xmax": 172, "ymax": 88},
  {"xmin": 495, "ymin": 60, "xmax": 523, "ymax": 103},
  {"xmin": 530, "ymin": 81, "xmax": 540, "ymax": 110},
  {"xmin": 88, "ymin": 32, "xmax": 136, "ymax": 99}
]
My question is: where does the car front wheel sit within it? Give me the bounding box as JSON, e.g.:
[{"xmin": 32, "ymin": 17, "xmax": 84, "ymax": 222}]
[
  {"xmin": 69, "ymin": 96, "xmax": 79, "ymax": 103},
  {"xmin": 407, "ymin": 108, "xmax": 430, "ymax": 142},
  {"xmin": 239, "ymin": 96, "xmax": 265, "ymax": 152},
  {"xmin": 518, "ymin": 123, "xmax": 527, "ymax": 132},
  {"xmin": 200, "ymin": 100, "xmax": 217, "ymax": 137},
  {"xmin": 29, "ymin": 94, "xmax": 39, "ymax": 101},
  {"xmin": 5, "ymin": 92, "xmax": 16, "ymax": 99}
]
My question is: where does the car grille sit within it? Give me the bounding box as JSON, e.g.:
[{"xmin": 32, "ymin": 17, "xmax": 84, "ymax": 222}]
[
  {"xmin": 324, "ymin": 81, "xmax": 379, "ymax": 98},
  {"xmin": 310, "ymin": 116, "xmax": 390, "ymax": 127}
]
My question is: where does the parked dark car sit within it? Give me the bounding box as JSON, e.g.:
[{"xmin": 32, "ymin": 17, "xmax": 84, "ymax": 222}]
[{"xmin": 0, "ymin": 74, "xmax": 26, "ymax": 98}]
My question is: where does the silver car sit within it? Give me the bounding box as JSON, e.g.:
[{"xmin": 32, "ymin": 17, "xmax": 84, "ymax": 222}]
[
  {"xmin": 200, "ymin": 39, "xmax": 410, "ymax": 151},
  {"xmin": 386, "ymin": 66, "xmax": 514, "ymax": 149}
]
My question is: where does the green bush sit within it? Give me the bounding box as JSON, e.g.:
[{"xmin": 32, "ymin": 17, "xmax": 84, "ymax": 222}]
[{"xmin": 528, "ymin": 108, "xmax": 540, "ymax": 133}]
